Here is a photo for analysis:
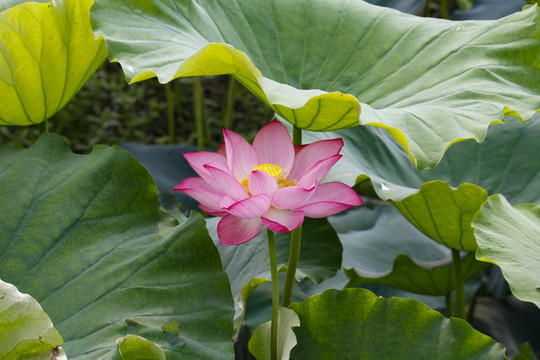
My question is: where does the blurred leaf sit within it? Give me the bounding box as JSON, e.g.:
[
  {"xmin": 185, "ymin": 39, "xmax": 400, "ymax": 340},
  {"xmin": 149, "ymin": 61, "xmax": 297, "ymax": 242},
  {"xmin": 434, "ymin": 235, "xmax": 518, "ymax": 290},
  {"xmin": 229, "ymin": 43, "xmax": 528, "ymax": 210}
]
[
  {"xmin": 473, "ymin": 194, "xmax": 540, "ymax": 309},
  {"xmin": 0, "ymin": 280, "xmax": 66, "ymax": 359},
  {"xmin": 366, "ymin": 0, "xmax": 425, "ymax": 14},
  {"xmin": 91, "ymin": 0, "xmax": 540, "ymax": 169},
  {"xmin": 248, "ymin": 307, "xmax": 300, "ymax": 360},
  {"xmin": 514, "ymin": 342, "xmax": 538, "ymax": 360},
  {"xmin": 121, "ymin": 143, "xmax": 201, "ymax": 210},
  {"xmin": 0, "ymin": 134, "xmax": 234, "ymax": 359},
  {"xmin": 453, "ymin": 0, "xmax": 528, "ymax": 20},
  {"xmin": 289, "ymin": 288, "xmax": 508, "ymax": 359},
  {"xmin": 0, "ymin": 0, "xmax": 106, "ymax": 125}
]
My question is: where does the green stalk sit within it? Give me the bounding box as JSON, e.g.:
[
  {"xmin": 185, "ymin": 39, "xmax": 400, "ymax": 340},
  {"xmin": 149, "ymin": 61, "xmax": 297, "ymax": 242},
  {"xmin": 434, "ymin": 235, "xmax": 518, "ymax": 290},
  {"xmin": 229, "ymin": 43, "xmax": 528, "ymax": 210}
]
[
  {"xmin": 194, "ymin": 77, "xmax": 205, "ymax": 151},
  {"xmin": 223, "ymin": 76, "xmax": 237, "ymax": 129},
  {"xmin": 292, "ymin": 126, "xmax": 302, "ymax": 146},
  {"xmin": 281, "ymin": 226, "xmax": 302, "ymax": 308},
  {"xmin": 452, "ymin": 249, "xmax": 466, "ymax": 319},
  {"xmin": 445, "ymin": 293, "xmax": 454, "ymax": 317},
  {"xmin": 267, "ymin": 229, "xmax": 279, "ymax": 360},
  {"xmin": 281, "ymin": 126, "xmax": 303, "ymax": 308},
  {"xmin": 424, "ymin": 0, "xmax": 432, "ymax": 16},
  {"xmin": 165, "ymin": 83, "xmax": 175, "ymax": 144},
  {"xmin": 39, "ymin": 119, "xmax": 49, "ymax": 134},
  {"xmin": 440, "ymin": 0, "xmax": 449, "ymax": 19}
]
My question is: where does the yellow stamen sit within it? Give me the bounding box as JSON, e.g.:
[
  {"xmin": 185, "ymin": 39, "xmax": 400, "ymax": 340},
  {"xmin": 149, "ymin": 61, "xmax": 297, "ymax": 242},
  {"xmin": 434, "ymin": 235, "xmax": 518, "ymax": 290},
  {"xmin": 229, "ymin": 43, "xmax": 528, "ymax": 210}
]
[
  {"xmin": 241, "ymin": 163, "xmax": 296, "ymax": 195},
  {"xmin": 253, "ymin": 163, "xmax": 283, "ymax": 177}
]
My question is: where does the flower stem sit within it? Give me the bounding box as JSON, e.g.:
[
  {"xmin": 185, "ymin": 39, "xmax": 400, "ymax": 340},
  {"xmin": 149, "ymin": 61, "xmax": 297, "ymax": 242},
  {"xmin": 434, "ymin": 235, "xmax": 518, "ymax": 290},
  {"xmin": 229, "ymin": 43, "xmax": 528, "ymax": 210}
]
[
  {"xmin": 281, "ymin": 226, "xmax": 302, "ymax": 308},
  {"xmin": 165, "ymin": 83, "xmax": 175, "ymax": 144},
  {"xmin": 222, "ymin": 76, "xmax": 237, "ymax": 129},
  {"xmin": 452, "ymin": 249, "xmax": 466, "ymax": 319},
  {"xmin": 445, "ymin": 293, "xmax": 454, "ymax": 317},
  {"xmin": 281, "ymin": 126, "xmax": 303, "ymax": 309},
  {"xmin": 194, "ymin": 77, "xmax": 205, "ymax": 151},
  {"xmin": 440, "ymin": 0, "xmax": 449, "ymax": 19},
  {"xmin": 292, "ymin": 125, "xmax": 302, "ymax": 146},
  {"xmin": 267, "ymin": 229, "xmax": 279, "ymax": 360},
  {"xmin": 39, "ymin": 119, "xmax": 49, "ymax": 134}
]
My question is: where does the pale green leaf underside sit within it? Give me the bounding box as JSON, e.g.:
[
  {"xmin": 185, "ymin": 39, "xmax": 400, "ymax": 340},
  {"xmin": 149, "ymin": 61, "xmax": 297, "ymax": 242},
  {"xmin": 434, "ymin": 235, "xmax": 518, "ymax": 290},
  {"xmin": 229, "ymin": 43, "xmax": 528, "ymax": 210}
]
[
  {"xmin": 473, "ymin": 194, "xmax": 540, "ymax": 309},
  {"xmin": 0, "ymin": 280, "xmax": 66, "ymax": 359},
  {"xmin": 289, "ymin": 288, "xmax": 507, "ymax": 359},
  {"xmin": 304, "ymin": 115, "xmax": 540, "ymax": 250},
  {"xmin": 0, "ymin": 134, "xmax": 234, "ymax": 359},
  {"xmin": 248, "ymin": 307, "xmax": 300, "ymax": 360},
  {"xmin": 331, "ymin": 206, "xmax": 487, "ymax": 295},
  {"xmin": 0, "ymin": 0, "xmax": 106, "ymax": 126},
  {"xmin": 91, "ymin": 0, "xmax": 540, "ymax": 169}
]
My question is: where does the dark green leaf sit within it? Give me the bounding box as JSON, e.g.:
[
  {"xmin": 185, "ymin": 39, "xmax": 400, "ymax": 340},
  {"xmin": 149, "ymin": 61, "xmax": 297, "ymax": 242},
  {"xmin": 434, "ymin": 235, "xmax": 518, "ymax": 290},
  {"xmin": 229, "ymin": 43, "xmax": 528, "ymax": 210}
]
[
  {"xmin": 289, "ymin": 288, "xmax": 507, "ymax": 359},
  {"xmin": 0, "ymin": 134, "xmax": 235, "ymax": 359}
]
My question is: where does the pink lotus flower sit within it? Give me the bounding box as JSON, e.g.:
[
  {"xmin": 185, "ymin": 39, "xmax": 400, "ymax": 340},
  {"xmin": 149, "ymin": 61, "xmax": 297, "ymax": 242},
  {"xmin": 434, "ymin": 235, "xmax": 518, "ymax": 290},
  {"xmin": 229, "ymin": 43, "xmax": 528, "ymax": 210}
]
[{"xmin": 174, "ymin": 120, "xmax": 362, "ymax": 246}]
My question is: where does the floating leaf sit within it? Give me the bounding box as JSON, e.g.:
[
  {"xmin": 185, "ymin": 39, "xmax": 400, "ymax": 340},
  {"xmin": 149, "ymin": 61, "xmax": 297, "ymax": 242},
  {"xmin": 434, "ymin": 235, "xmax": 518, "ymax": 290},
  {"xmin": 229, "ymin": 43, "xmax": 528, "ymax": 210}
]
[
  {"xmin": 473, "ymin": 194, "xmax": 540, "ymax": 309},
  {"xmin": 289, "ymin": 288, "xmax": 507, "ymax": 359},
  {"xmin": 0, "ymin": 280, "xmax": 66, "ymax": 359},
  {"xmin": 0, "ymin": 0, "xmax": 106, "ymax": 125},
  {"xmin": 91, "ymin": 0, "xmax": 540, "ymax": 169},
  {"xmin": 248, "ymin": 307, "xmax": 300, "ymax": 360},
  {"xmin": 0, "ymin": 134, "xmax": 234, "ymax": 359}
]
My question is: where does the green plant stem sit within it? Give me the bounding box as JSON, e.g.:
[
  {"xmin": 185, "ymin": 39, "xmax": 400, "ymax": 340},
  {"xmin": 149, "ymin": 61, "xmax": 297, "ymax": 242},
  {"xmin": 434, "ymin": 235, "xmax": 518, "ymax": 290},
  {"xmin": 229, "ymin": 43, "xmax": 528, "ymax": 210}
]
[
  {"xmin": 281, "ymin": 126, "xmax": 303, "ymax": 308},
  {"xmin": 267, "ymin": 229, "xmax": 279, "ymax": 360},
  {"xmin": 440, "ymin": 0, "xmax": 449, "ymax": 19},
  {"xmin": 165, "ymin": 83, "xmax": 175, "ymax": 144},
  {"xmin": 292, "ymin": 125, "xmax": 302, "ymax": 146},
  {"xmin": 423, "ymin": 0, "xmax": 432, "ymax": 16},
  {"xmin": 39, "ymin": 119, "xmax": 49, "ymax": 134},
  {"xmin": 223, "ymin": 76, "xmax": 237, "ymax": 129},
  {"xmin": 445, "ymin": 293, "xmax": 454, "ymax": 317},
  {"xmin": 194, "ymin": 77, "xmax": 205, "ymax": 151},
  {"xmin": 281, "ymin": 223, "xmax": 302, "ymax": 308},
  {"xmin": 452, "ymin": 249, "xmax": 466, "ymax": 319}
]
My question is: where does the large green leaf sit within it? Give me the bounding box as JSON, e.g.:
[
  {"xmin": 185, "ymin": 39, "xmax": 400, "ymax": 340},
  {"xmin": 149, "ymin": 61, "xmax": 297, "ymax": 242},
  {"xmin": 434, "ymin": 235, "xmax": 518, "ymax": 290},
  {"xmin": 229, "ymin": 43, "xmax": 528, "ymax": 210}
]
[
  {"xmin": 331, "ymin": 206, "xmax": 487, "ymax": 295},
  {"xmin": 91, "ymin": 0, "xmax": 540, "ymax": 169},
  {"xmin": 0, "ymin": 280, "xmax": 66, "ymax": 359},
  {"xmin": 303, "ymin": 115, "xmax": 540, "ymax": 250},
  {"xmin": 473, "ymin": 194, "xmax": 540, "ymax": 309},
  {"xmin": 206, "ymin": 216, "xmax": 341, "ymax": 337},
  {"xmin": 0, "ymin": 134, "xmax": 234, "ymax": 359},
  {"xmin": 289, "ymin": 288, "xmax": 507, "ymax": 359},
  {"xmin": 0, "ymin": 0, "xmax": 106, "ymax": 126}
]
